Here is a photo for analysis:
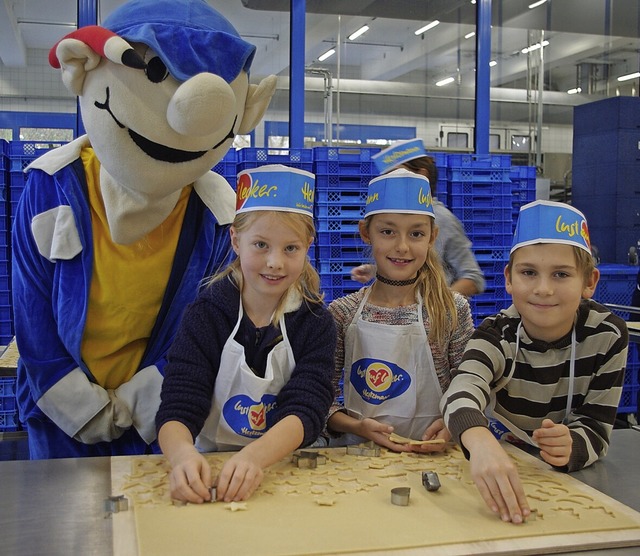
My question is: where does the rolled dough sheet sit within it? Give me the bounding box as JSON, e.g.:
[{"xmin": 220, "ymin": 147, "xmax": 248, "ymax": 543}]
[{"xmin": 111, "ymin": 445, "xmax": 640, "ymax": 556}]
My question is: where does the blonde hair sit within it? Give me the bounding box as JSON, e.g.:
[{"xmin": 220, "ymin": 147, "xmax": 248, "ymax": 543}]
[
  {"xmin": 209, "ymin": 211, "xmax": 323, "ymax": 326},
  {"xmin": 506, "ymin": 245, "xmax": 596, "ymax": 285},
  {"xmin": 362, "ymin": 215, "xmax": 458, "ymax": 344}
]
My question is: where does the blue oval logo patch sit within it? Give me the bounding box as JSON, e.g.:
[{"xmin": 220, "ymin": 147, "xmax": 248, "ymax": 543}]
[
  {"xmin": 222, "ymin": 394, "xmax": 278, "ymax": 438},
  {"xmin": 349, "ymin": 358, "xmax": 411, "ymax": 405}
]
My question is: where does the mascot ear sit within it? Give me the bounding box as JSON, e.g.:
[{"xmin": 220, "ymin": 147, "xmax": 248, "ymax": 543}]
[
  {"xmin": 237, "ymin": 75, "xmax": 278, "ymax": 134},
  {"xmin": 54, "ymin": 38, "xmax": 102, "ymax": 96}
]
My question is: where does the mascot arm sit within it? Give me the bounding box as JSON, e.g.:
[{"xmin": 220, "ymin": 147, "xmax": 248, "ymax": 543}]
[
  {"xmin": 12, "ymin": 168, "xmax": 129, "ymax": 441},
  {"xmin": 114, "ymin": 365, "xmax": 163, "ymax": 444}
]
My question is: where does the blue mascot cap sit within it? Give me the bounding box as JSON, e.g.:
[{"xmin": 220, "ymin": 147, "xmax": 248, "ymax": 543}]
[
  {"xmin": 511, "ymin": 200, "xmax": 592, "ymax": 255},
  {"xmin": 372, "ymin": 139, "xmax": 427, "ymax": 175},
  {"xmin": 103, "ymin": 0, "xmax": 256, "ymax": 83},
  {"xmin": 364, "ymin": 168, "xmax": 435, "ymax": 219},
  {"xmin": 236, "ymin": 165, "xmax": 315, "ymax": 217}
]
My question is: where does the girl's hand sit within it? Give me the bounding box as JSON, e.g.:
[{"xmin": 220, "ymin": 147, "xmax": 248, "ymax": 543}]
[
  {"xmin": 167, "ymin": 445, "xmax": 212, "ymax": 504},
  {"xmin": 216, "ymin": 450, "xmax": 265, "ymax": 502},
  {"xmin": 358, "ymin": 418, "xmax": 411, "ymax": 452},
  {"xmin": 411, "ymin": 418, "xmax": 451, "ymax": 454},
  {"xmin": 532, "ymin": 418, "xmax": 573, "ymax": 467}
]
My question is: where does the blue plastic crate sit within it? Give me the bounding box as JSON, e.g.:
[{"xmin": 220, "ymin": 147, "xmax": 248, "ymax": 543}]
[
  {"xmin": 315, "ymin": 174, "xmax": 372, "ymax": 190},
  {"xmin": 593, "ymin": 264, "xmax": 638, "ymax": 313},
  {"xmin": 473, "ymin": 248, "xmax": 510, "ymax": 262},
  {"xmin": 315, "ymin": 217, "xmax": 361, "ymax": 233},
  {"xmin": 212, "ymin": 149, "xmax": 238, "ymax": 179},
  {"xmin": 314, "ymin": 159, "xmax": 376, "ymax": 176},
  {"xmin": 320, "ymin": 271, "xmax": 366, "ymax": 289},
  {"xmin": 446, "ymin": 153, "xmax": 512, "ymax": 168},
  {"xmin": 0, "ymin": 409, "xmax": 19, "ymax": 432},
  {"xmin": 456, "ymin": 206, "xmax": 513, "ymax": 223},
  {"xmin": 236, "ymin": 147, "xmax": 313, "ymax": 172},
  {"xmin": 322, "ymin": 284, "xmax": 363, "ymax": 304},
  {"xmin": 449, "ymin": 193, "xmax": 512, "ymax": 211},
  {"xmin": 317, "ymin": 243, "xmax": 367, "ymax": 260},
  {"xmin": 313, "ymin": 146, "xmax": 381, "ymax": 162},
  {"xmin": 448, "ymin": 180, "xmax": 512, "ymax": 196},
  {"xmin": 0, "ymin": 377, "xmax": 16, "ymax": 397},
  {"xmin": 315, "ymin": 230, "xmax": 363, "ymax": 248},
  {"xmin": 315, "ymin": 203, "xmax": 365, "ymax": 219},
  {"xmin": 468, "ymin": 233, "xmax": 512, "ymax": 249},
  {"xmin": 317, "ymin": 259, "xmax": 364, "ymax": 275},
  {"xmin": 462, "ymin": 218, "xmax": 513, "ymax": 236},
  {"xmin": 447, "ymin": 167, "xmax": 512, "ymax": 183},
  {"xmin": 316, "ymin": 188, "xmax": 367, "ymax": 205},
  {"xmin": 425, "ymin": 151, "xmax": 448, "ymax": 169}
]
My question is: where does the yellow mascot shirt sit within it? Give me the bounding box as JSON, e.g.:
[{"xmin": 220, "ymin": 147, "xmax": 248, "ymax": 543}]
[{"xmin": 80, "ymin": 148, "xmax": 190, "ymax": 389}]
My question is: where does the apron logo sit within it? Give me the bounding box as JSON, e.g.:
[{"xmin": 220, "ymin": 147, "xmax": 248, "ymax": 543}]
[
  {"xmin": 350, "ymin": 358, "xmax": 411, "ymax": 405},
  {"xmin": 223, "ymin": 394, "xmax": 277, "ymax": 438}
]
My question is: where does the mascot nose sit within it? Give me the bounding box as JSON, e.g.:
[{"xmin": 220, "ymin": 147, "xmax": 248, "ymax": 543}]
[{"xmin": 167, "ymin": 73, "xmax": 237, "ymax": 137}]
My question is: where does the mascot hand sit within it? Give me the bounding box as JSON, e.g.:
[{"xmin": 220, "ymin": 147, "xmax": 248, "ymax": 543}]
[
  {"xmin": 73, "ymin": 390, "xmax": 133, "ymax": 444},
  {"xmin": 115, "ymin": 366, "xmax": 163, "ymax": 444}
]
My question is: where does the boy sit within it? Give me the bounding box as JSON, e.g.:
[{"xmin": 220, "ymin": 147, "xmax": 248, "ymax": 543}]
[{"xmin": 441, "ymin": 200, "xmax": 629, "ymax": 524}]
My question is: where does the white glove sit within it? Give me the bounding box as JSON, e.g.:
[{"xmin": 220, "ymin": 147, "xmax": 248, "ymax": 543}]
[
  {"xmin": 115, "ymin": 366, "xmax": 163, "ymax": 444},
  {"xmin": 73, "ymin": 389, "xmax": 133, "ymax": 444}
]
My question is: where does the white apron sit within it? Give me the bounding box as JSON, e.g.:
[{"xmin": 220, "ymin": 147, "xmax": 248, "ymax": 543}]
[
  {"xmin": 487, "ymin": 321, "xmax": 576, "ymax": 447},
  {"xmin": 195, "ymin": 302, "xmax": 296, "ymax": 452},
  {"xmin": 342, "ymin": 288, "xmax": 442, "ymax": 443}
]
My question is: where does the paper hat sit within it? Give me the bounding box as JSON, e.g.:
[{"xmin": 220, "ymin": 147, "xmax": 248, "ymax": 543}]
[
  {"xmin": 372, "ymin": 139, "xmax": 427, "ymax": 175},
  {"xmin": 511, "ymin": 200, "xmax": 591, "ymax": 254},
  {"xmin": 236, "ymin": 165, "xmax": 315, "ymax": 217},
  {"xmin": 364, "ymin": 168, "xmax": 435, "ymax": 219}
]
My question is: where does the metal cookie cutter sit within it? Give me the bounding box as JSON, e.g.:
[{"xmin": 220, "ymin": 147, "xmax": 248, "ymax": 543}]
[
  {"xmin": 346, "ymin": 441, "xmax": 381, "ymax": 457},
  {"xmin": 421, "ymin": 471, "xmax": 441, "ymax": 492},
  {"xmin": 292, "ymin": 450, "xmax": 327, "ymax": 468},
  {"xmin": 390, "ymin": 487, "xmax": 411, "ymax": 506},
  {"xmin": 105, "ymin": 494, "xmax": 129, "ymax": 513},
  {"xmin": 209, "ymin": 486, "xmax": 217, "ymax": 502}
]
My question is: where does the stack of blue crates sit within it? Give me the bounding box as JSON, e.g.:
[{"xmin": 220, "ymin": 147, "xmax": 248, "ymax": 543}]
[
  {"xmin": 312, "ymin": 147, "xmax": 380, "ymax": 303},
  {"xmin": 445, "ymin": 153, "xmax": 514, "ymax": 325},
  {"xmin": 509, "ymin": 165, "xmax": 537, "ymax": 232},
  {"xmin": 0, "ymin": 140, "xmax": 11, "ymax": 346},
  {"xmin": 592, "ymin": 263, "xmax": 640, "ymax": 414},
  {"xmin": 212, "ymin": 149, "xmax": 239, "ymax": 191}
]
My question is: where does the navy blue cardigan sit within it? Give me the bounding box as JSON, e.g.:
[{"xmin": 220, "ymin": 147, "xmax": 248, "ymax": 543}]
[{"xmin": 156, "ymin": 277, "xmax": 336, "ymax": 448}]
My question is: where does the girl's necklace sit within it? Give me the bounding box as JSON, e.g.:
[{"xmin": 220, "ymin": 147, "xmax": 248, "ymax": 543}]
[{"xmin": 375, "ymin": 272, "xmax": 418, "ymax": 287}]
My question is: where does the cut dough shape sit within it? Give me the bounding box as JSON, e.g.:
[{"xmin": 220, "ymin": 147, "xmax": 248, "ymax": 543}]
[{"xmin": 388, "ymin": 432, "xmax": 446, "ymax": 446}]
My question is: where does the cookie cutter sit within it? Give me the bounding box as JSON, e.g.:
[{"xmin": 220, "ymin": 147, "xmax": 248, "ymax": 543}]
[
  {"xmin": 292, "ymin": 450, "xmax": 327, "ymax": 468},
  {"xmin": 105, "ymin": 494, "xmax": 129, "ymax": 513},
  {"xmin": 346, "ymin": 441, "xmax": 381, "ymax": 457},
  {"xmin": 390, "ymin": 487, "xmax": 411, "ymax": 506},
  {"xmin": 421, "ymin": 471, "xmax": 441, "ymax": 492},
  {"xmin": 209, "ymin": 486, "xmax": 217, "ymax": 502}
]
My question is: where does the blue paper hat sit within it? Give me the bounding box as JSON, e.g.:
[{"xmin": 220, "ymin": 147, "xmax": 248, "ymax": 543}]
[
  {"xmin": 372, "ymin": 139, "xmax": 427, "ymax": 175},
  {"xmin": 103, "ymin": 0, "xmax": 256, "ymax": 83},
  {"xmin": 236, "ymin": 165, "xmax": 315, "ymax": 217},
  {"xmin": 364, "ymin": 169, "xmax": 435, "ymax": 219},
  {"xmin": 511, "ymin": 200, "xmax": 591, "ymax": 255}
]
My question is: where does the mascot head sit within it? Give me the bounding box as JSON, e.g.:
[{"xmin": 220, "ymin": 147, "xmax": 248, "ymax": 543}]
[{"xmin": 50, "ymin": 0, "xmax": 276, "ymax": 200}]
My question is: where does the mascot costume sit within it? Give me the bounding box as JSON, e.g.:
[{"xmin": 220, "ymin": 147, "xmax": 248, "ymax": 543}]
[{"xmin": 12, "ymin": 0, "xmax": 277, "ymax": 459}]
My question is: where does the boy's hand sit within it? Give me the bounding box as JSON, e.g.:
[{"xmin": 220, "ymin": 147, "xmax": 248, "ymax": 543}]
[
  {"xmin": 351, "ymin": 264, "xmax": 375, "ymax": 284},
  {"xmin": 167, "ymin": 445, "xmax": 212, "ymax": 504},
  {"xmin": 216, "ymin": 450, "xmax": 265, "ymax": 502},
  {"xmin": 462, "ymin": 427, "xmax": 530, "ymax": 524},
  {"xmin": 532, "ymin": 418, "xmax": 572, "ymax": 467},
  {"xmin": 411, "ymin": 418, "xmax": 451, "ymax": 453},
  {"xmin": 358, "ymin": 418, "xmax": 411, "ymax": 452}
]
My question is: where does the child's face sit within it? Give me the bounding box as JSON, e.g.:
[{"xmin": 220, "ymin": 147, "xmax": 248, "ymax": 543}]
[
  {"xmin": 231, "ymin": 212, "xmax": 311, "ymax": 307},
  {"xmin": 505, "ymin": 243, "xmax": 598, "ymax": 342},
  {"xmin": 360, "ymin": 213, "xmax": 436, "ymax": 281}
]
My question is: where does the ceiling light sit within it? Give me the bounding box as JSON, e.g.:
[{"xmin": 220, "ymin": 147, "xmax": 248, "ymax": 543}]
[
  {"xmin": 415, "ymin": 20, "xmax": 440, "ymax": 35},
  {"xmin": 465, "ymin": 31, "xmax": 475, "ymax": 39},
  {"xmin": 528, "ymin": 0, "xmax": 548, "ymax": 8},
  {"xmin": 489, "ymin": 60, "xmax": 497, "ymax": 67},
  {"xmin": 567, "ymin": 87, "xmax": 582, "ymax": 94},
  {"xmin": 436, "ymin": 77, "xmax": 455, "ymax": 87},
  {"xmin": 521, "ymin": 40, "xmax": 549, "ymax": 54},
  {"xmin": 318, "ymin": 48, "xmax": 335, "ymax": 62},
  {"xmin": 348, "ymin": 25, "xmax": 369, "ymax": 41},
  {"xmin": 617, "ymin": 72, "xmax": 640, "ymax": 82}
]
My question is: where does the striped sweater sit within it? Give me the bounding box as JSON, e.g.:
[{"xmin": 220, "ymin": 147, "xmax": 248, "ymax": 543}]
[{"xmin": 441, "ymin": 299, "xmax": 629, "ymax": 472}]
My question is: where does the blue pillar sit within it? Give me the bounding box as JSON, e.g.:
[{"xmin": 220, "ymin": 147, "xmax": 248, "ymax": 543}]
[
  {"xmin": 474, "ymin": 0, "xmax": 491, "ymax": 155},
  {"xmin": 289, "ymin": 0, "xmax": 305, "ymax": 149},
  {"xmin": 75, "ymin": 0, "xmax": 97, "ymax": 136}
]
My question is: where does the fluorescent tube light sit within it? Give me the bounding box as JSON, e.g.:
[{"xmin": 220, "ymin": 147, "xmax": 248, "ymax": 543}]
[
  {"xmin": 528, "ymin": 0, "xmax": 548, "ymax": 8},
  {"xmin": 436, "ymin": 77, "xmax": 455, "ymax": 87},
  {"xmin": 415, "ymin": 20, "xmax": 440, "ymax": 35},
  {"xmin": 567, "ymin": 87, "xmax": 582, "ymax": 94},
  {"xmin": 318, "ymin": 48, "xmax": 335, "ymax": 62},
  {"xmin": 617, "ymin": 72, "xmax": 640, "ymax": 82},
  {"xmin": 521, "ymin": 40, "xmax": 549, "ymax": 54},
  {"xmin": 489, "ymin": 60, "xmax": 497, "ymax": 67},
  {"xmin": 465, "ymin": 31, "xmax": 476, "ymax": 39},
  {"xmin": 348, "ymin": 25, "xmax": 369, "ymax": 41}
]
